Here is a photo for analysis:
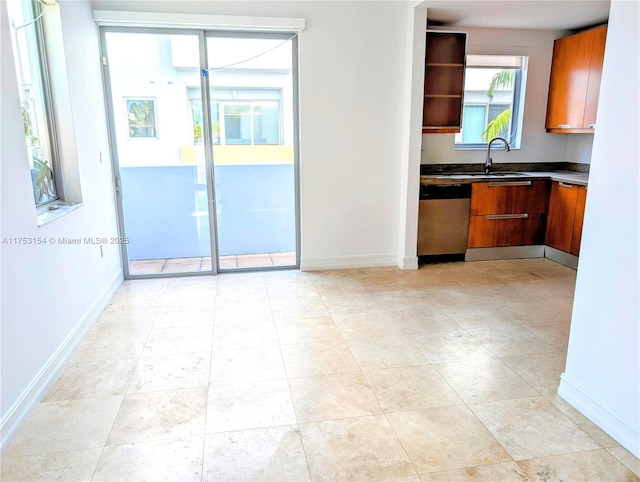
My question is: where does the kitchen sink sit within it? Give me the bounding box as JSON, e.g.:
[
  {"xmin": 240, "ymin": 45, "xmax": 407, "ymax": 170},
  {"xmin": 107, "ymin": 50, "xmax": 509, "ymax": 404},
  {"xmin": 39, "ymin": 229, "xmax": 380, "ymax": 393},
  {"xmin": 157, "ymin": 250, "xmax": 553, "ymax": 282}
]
[
  {"xmin": 442, "ymin": 171, "xmax": 529, "ymax": 178},
  {"xmin": 486, "ymin": 172, "xmax": 528, "ymax": 177}
]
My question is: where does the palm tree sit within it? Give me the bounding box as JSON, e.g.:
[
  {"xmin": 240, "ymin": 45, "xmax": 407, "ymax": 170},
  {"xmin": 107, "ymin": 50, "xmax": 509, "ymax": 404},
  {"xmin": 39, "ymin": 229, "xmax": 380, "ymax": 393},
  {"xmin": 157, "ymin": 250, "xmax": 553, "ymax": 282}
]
[{"xmin": 482, "ymin": 70, "xmax": 515, "ymax": 142}]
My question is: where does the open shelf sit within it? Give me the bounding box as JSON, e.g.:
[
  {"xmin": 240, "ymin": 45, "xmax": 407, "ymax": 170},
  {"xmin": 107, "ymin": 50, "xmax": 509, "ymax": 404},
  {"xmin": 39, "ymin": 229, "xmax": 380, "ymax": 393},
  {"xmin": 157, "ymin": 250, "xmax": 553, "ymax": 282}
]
[{"xmin": 423, "ymin": 31, "xmax": 466, "ymax": 132}]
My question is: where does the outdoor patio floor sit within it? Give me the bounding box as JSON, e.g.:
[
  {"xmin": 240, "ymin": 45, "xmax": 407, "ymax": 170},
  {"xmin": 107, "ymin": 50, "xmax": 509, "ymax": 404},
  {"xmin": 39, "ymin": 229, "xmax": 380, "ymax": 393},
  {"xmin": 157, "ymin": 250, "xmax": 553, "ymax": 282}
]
[{"xmin": 129, "ymin": 252, "xmax": 297, "ymax": 275}]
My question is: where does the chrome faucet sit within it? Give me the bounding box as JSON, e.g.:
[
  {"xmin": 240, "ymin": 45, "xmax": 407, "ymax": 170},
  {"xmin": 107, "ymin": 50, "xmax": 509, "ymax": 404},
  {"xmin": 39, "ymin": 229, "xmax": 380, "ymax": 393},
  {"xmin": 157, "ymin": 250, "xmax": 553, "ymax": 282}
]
[{"xmin": 485, "ymin": 137, "xmax": 511, "ymax": 174}]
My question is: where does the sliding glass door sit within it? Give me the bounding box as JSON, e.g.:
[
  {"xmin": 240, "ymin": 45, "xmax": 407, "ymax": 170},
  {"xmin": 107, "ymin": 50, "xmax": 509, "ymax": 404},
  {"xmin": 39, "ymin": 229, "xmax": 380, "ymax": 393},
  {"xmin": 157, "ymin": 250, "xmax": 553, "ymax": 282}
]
[
  {"xmin": 205, "ymin": 34, "xmax": 298, "ymax": 270},
  {"xmin": 101, "ymin": 28, "xmax": 299, "ymax": 277},
  {"xmin": 102, "ymin": 31, "xmax": 214, "ymax": 276}
]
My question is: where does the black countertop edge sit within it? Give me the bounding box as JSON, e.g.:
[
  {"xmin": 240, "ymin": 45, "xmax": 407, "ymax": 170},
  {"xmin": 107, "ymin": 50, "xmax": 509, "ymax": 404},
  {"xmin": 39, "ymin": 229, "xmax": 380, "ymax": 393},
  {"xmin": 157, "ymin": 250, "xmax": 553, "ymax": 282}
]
[{"xmin": 420, "ymin": 162, "xmax": 590, "ymax": 175}]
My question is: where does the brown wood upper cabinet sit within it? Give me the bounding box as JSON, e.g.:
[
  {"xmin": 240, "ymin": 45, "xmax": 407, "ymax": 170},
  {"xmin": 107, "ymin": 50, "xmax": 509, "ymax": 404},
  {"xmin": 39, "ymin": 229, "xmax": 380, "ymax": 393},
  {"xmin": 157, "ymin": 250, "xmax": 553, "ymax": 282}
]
[
  {"xmin": 422, "ymin": 31, "xmax": 466, "ymax": 134},
  {"xmin": 545, "ymin": 25, "xmax": 607, "ymax": 133},
  {"xmin": 546, "ymin": 181, "xmax": 587, "ymax": 255}
]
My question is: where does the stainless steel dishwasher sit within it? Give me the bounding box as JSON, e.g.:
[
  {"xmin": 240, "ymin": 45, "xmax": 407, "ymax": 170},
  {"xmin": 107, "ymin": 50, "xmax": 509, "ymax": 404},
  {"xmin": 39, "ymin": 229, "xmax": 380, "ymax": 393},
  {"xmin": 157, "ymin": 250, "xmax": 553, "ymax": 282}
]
[{"xmin": 418, "ymin": 183, "xmax": 471, "ymax": 261}]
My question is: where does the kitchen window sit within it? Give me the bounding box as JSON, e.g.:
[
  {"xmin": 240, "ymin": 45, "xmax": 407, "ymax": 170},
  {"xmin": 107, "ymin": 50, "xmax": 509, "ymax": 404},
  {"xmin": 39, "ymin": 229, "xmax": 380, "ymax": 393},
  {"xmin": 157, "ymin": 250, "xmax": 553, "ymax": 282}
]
[
  {"xmin": 7, "ymin": 0, "xmax": 60, "ymax": 206},
  {"xmin": 455, "ymin": 55, "xmax": 528, "ymax": 149}
]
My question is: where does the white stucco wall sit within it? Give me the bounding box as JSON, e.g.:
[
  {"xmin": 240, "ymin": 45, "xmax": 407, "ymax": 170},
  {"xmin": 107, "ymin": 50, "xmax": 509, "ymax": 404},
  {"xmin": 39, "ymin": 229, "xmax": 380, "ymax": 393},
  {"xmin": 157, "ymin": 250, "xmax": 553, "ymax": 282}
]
[
  {"xmin": 559, "ymin": 0, "xmax": 640, "ymax": 457},
  {"xmin": 1, "ymin": 0, "xmax": 122, "ymax": 447}
]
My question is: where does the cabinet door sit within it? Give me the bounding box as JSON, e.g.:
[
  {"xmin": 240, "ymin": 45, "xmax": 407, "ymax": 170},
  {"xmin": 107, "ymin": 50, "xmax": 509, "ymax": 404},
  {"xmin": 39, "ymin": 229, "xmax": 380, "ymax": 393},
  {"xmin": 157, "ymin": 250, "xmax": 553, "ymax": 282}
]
[
  {"xmin": 570, "ymin": 186, "xmax": 587, "ymax": 255},
  {"xmin": 468, "ymin": 214, "xmax": 546, "ymax": 248},
  {"xmin": 545, "ymin": 31, "xmax": 592, "ymax": 130},
  {"xmin": 583, "ymin": 26, "xmax": 607, "ymax": 129},
  {"xmin": 546, "ymin": 181, "xmax": 579, "ymax": 253},
  {"xmin": 470, "ymin": 181, "xmax": 550, "ymax": 216}
]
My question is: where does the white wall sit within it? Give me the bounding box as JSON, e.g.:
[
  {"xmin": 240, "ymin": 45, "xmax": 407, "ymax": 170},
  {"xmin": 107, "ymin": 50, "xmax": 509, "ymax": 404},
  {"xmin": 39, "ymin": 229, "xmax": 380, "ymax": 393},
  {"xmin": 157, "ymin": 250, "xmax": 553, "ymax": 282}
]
[
  {"xmin": 558, "ymin": 0, "xmax": 639, "ymax": 457},
  {"xmin": 0, "ymin": 0, "xmax": 122, "ymax": 447},
  {"xmin": 397, "ymin": 1, "xmax": 427, "ymax": 270},
  {"xmin": 91, "ymin": 0, "xmax": 414, "ymax": 270},
  {"xmin": 421, "ymin": 26, "xmax": 581, "ymax": 165},
  {"xmin": 565, "ymin": 134, "xmax": 594, "ymax": 165}
]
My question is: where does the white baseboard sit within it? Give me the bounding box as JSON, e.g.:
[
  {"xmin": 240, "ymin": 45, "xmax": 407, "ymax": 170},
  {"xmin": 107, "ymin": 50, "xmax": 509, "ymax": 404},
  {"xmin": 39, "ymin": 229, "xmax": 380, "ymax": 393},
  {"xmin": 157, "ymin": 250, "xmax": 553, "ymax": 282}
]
[
  {"xmin": 300, "ymin": 254, "xmax": 398, "ymax": 271},
  {"xmin": 558, "ymin": 374, "xmax": 640, "ymax": 458},
  {"xmin": 397, "ymin": 256, "xmax": 419, "ymax": 270},
  {"xmin": 0, "ymin": 270, "xmax": 124, "ymax": 451}
]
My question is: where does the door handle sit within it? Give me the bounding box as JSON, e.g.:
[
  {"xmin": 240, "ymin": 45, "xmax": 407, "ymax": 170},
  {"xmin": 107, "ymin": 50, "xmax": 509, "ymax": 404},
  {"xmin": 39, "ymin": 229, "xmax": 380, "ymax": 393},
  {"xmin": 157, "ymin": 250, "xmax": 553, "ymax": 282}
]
[
  {"xmin": 488, "ymin": 181, "xmax": 532, "ymax": 187},
  {"xmin": 557, "ymin": 124, "xmax": 571, "ymax": 129},
  {"xmin": 486, "ymin": 213, "xmax": 529, "ymax": 220},
  {"xmin": 558, "ymin": 182, "xmax": 574, "ymax": 188}
]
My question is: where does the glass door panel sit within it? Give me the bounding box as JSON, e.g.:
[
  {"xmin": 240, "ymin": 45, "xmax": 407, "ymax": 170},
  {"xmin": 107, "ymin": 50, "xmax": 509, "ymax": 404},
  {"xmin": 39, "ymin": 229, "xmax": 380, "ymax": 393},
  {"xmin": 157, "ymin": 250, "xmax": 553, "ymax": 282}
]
[
  {"xmin": 206, "ymin": 36, "xmax": 298, "ymax": 270},
  {"xmin": 104, "ymin": 31, "xmax": 214, "ymax": 276}
]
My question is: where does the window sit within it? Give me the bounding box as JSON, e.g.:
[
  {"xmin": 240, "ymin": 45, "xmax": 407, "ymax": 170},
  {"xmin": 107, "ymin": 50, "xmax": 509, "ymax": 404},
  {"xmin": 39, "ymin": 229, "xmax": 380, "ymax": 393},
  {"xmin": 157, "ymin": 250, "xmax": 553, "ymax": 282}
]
[
  {"xmin": 222, "ymin": 101, "xmax": 280, "ymax": 145},
  {"xmin": 7, "ymin": 0, "xmax": 59, "ymax": 206},
  {"xmin": 126, "ymin": 98, "xmax": 157, "ymax": 138},
  {"xmin": 189, "ymin": 88, "xmax": 282, "ymax": 146},
  {"xmin": 455, "ymin": 55, "xmax": 528, "ymax": 149}
]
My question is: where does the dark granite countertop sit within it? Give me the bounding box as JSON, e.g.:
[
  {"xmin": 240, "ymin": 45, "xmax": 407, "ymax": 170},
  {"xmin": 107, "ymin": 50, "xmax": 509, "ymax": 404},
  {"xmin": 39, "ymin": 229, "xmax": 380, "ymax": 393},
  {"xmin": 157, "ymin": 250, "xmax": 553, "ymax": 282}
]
[{"xmin": 420, "ymin": 162, "xmax": 589, "ymax": 186}]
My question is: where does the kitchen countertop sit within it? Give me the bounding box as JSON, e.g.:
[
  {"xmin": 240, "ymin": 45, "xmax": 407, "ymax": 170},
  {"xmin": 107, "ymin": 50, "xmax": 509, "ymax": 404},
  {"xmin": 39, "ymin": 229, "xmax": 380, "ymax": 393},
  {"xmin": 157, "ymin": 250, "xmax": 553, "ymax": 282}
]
[{"xmin": 420, "ymin": 170, "xmax": 589, "ymax": 186}]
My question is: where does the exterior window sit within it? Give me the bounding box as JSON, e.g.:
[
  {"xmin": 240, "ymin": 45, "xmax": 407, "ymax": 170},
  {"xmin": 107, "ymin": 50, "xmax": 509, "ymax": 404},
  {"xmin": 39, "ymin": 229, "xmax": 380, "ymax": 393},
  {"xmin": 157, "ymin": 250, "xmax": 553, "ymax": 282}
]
[
  {"xmin": 252, "ymin": 102, "xmax": 280, "ymax": 144},
  {"xmin": 190, "ymin": 100, "xmax": 221, "ymax": 145},
  {"xmin": 222, "ymin": 101, "xmax": 281, "ymax": 145},
  {"xmin": 7, "ymin": 0, "xmax": 59, "ymax": 206},
  {"xmin": 126, "ymin": 98, "xmax": 157, "ymax": 138},
  {"xmin": 455, "ymin": 55, "xmax": 528, "ymax": 149},
  {"xmin": 223, "ymin": 103, "xmax": 252, "ymax": 144},
  {"xmin": 190, "ymin": 89, "xmax": 282, "ymax": 146}
]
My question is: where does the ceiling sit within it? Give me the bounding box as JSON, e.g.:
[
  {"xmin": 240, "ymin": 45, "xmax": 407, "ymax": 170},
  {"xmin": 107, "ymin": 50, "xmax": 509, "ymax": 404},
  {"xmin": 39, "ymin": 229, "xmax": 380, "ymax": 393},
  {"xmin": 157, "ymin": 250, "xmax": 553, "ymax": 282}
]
[{"xmin": 425, "ymin": 0, "xmax": 610, "ymax": 31}]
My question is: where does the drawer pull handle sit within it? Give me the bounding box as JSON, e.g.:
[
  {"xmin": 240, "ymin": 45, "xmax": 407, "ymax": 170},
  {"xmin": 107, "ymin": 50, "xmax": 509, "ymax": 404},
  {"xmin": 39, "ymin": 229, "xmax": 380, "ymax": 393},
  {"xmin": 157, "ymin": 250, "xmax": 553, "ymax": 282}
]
[
  {"xmin": 488, "ymin": 181, "xmax": 532, "ymax": 187},
  {"xmin": 486, "ymin": 213, "xmax": 529, "ymax": 220},
  {"xmin": 589, "ymin": 124, "xmax": 596, "ymax": 129},
  {"xmin": 558, "ymin": 182, "xmax": 574, "ymax": 188},
  {"xmin": 558, "ymin": 124, "xmax": 571, "ymax": 129}
]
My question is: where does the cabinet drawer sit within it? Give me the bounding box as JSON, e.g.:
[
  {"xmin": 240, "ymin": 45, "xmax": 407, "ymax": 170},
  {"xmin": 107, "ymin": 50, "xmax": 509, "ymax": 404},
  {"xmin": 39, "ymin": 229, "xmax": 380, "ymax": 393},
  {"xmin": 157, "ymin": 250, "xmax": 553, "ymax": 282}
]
[
  {"xmin": 470, "ymin": 181, "xmax": 550, "ymax": 215},
  {"xmin": 468, "ymin": 213, "xmax": 546, "ymax": 248}
]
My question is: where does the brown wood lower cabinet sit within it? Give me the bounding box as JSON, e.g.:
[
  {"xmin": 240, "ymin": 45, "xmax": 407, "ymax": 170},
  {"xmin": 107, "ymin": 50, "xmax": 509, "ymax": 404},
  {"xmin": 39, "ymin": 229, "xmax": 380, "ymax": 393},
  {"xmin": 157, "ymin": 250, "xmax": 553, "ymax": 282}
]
[
  {"xmin": 431, "ymin": 178, "xmax": 588, "ymax": 256},
  {"xmin": 468, "ymin": 214, "xmax": 546, "ymax": 248},
  {"xmin": 467, "ymin": 181, "xmax": 549, "ymax": 248},
  {"xmin": 545, "ymin": 182, "xmax": 578, "ymax": 252},
  {"xmin": 571, "ymin": 186, "xmax": 587, "ymax": 255},
  {"xmin": 545, "ymin": 181, "xmax": 587, "ymax": 256}
]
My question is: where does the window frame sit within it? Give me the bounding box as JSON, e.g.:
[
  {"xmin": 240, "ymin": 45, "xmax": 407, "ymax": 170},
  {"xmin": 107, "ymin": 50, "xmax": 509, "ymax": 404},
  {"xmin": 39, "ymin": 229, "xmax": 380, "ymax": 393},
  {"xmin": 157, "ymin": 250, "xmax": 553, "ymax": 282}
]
[
  {"xmin": 455, "ymin": 58, "xmax": 527, "ymax": 151},
  {"xmin": 10, "ymin": 0, "xmax": 62, "ymax": 208}
]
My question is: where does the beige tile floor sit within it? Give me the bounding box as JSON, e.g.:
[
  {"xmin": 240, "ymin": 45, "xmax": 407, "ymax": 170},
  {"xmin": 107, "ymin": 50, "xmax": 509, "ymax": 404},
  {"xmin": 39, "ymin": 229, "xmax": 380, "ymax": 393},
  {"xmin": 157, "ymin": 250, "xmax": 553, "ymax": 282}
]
[
  {"xmin": 129, "ymin": 252, "xmax": 297, "ymax": 275},
  {"xmin": 2, "ymin": 259, "xmax": 639, "ymax": 481}
]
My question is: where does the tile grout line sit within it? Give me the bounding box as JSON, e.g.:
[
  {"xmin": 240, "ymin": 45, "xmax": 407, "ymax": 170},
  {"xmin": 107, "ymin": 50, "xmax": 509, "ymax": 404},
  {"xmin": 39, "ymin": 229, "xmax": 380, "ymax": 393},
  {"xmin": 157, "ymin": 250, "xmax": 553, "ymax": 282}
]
[
  {"xmin": 90, "ymin": 281, "xmax": 167, "ymax": 481},
  {"xmin": 265, "ymin": 285, "xmax": 314, "ymax": 482}
]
